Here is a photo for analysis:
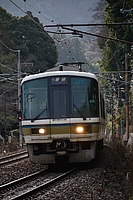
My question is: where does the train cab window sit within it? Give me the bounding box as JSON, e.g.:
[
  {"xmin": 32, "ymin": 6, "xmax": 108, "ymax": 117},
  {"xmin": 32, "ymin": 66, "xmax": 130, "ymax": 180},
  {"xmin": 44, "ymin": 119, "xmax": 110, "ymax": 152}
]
[
  {"xmin": 49, "ymin": 76, "xmax": 69, "ymax": 119},
  {"xmin": 21, "ymin": 78, "xmax": 48, "ymax": 120},
  {"xmin": 71, "ymin": 77, "xmax": 99, "ymax": 118},
  {"xmin": 51, "ymin": 88, "xmax": 67, "ymax": 119}
]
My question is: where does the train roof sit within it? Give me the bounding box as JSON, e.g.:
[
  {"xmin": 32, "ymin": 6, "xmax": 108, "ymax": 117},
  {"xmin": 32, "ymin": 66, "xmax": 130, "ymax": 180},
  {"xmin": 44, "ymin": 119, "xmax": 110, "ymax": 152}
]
[{"xmin": 21, "ymin": 65, "xmax": 98, "ymax": 84}]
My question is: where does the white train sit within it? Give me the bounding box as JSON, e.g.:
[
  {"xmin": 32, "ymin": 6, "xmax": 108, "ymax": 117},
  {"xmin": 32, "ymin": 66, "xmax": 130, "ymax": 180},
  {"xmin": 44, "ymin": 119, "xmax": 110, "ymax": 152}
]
[{"xmin": 21, "ymin": 65, "xmax": 105, "ymax": 164}]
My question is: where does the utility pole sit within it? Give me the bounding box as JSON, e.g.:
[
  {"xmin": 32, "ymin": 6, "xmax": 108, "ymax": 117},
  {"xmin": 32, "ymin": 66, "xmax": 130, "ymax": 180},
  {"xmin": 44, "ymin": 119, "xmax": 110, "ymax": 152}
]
[
  {"xmin": 120, "ymin": 8, "xmax": 132, "ymax": 142},
  {"xmin": 125, "ymin": 53, "xmax": 129, "ymax": 142},
  {"xmin": 118, "ymin": 82, "xmax": 121, "ymax": 135},
  {"xmin": 4, "ymin": 92, "xmax": 7, "ymax": 140},
  {"xmin": 17, "ymin": 50, "xmax": 22, "ymax": 148},
  {"xmin": 0, "ymin": 42, "xmax": 23, "ymax": 146},
  {"xmin": 111, "ymin": 90, "xmax": 114, "ymax": 137}
]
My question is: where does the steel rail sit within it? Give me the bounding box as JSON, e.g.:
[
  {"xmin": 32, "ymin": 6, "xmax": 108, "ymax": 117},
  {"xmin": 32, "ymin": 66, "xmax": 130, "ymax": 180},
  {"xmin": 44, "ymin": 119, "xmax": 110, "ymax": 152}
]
[{"xmin": 10, "ymin": 167, "xmax": 77, "ymax": 200}]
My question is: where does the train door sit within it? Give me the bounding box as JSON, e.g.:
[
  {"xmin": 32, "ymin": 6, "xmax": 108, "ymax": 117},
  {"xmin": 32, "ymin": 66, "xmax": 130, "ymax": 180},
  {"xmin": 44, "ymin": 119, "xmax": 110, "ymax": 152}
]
[{"xmin": 49, "ymin": 86, "xmax": 71, "ymax": 138}]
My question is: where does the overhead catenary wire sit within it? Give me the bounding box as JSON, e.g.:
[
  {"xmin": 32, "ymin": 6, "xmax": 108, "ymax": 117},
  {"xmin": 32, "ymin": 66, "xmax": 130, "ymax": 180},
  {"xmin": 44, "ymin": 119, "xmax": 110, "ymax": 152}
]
[
  {"xmin": 7, "ymin": 0, "xmax": 133, "ymax": 71},
  {"xmin": 0, "ymin": 40, "xmax": 21, "ymax": 84},
  {"xmin": 45, "ymin": 26, "xmax": 133, "ymax": 45},
  {"xmin": 0, "ymin": 77, "xmax": 18, "ymax": 85},
  {"xmin": 9, "ymin": 0, "xmax": 43, "ymax": 30},
  {"xmin": 0, "ymin": 39, "xmax": 19, "ymax": 73},
  {"xmin": 23, "ymin": 0, "xmax": 57, "ymax": 24},
  {"xmin": 53, "ymin": 34, "xmax": 82, "ymax": 62},
  {"xmin": 0, "ymin": 39, "xmax": 35, "ymax": 75},
  {"xmin": 0, "ymin": 40, "xmax": 18, "ymax": 53},
  {"xmin": 0, "ymin": 63, "xmax": 18, "ymax": 73},
  {"xmin": 44, "ymin": 22, "xmax": 133, "ymax": 28},
  {"xmin": 9, "ymin": 0, "xmax": 133, "ymax": 46}
]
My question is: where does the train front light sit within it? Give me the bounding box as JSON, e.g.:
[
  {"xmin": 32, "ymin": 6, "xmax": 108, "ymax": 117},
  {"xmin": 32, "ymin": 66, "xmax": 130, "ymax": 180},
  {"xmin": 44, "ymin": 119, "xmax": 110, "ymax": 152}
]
[
  {"xmin": 76, "ymin": 126, "xmax": 84, "ymax": 133},
  {"xmin": 39, "ymin": 128, "xmax": 46, "ymax": 134}
]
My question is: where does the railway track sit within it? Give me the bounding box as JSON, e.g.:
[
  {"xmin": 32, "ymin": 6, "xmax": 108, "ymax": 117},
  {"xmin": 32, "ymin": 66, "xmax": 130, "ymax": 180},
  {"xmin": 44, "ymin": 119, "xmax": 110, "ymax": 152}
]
[
  {"xmin": 0, "ymin": 167, "xmax": 77, "ymax": 200},
  {"xmin": 0, "ymin": 146, "xmax": 130, "ymax": 199},
  {"xmin": 0, "ymin": 151, "xmax": 28, "ymax": 166}
]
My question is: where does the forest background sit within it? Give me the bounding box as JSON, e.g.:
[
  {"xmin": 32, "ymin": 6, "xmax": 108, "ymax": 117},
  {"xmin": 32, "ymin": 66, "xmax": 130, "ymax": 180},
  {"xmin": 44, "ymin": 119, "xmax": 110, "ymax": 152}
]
[{"xmin": 0, "ymin": 0, "xmax": 133, "ymax": 136}]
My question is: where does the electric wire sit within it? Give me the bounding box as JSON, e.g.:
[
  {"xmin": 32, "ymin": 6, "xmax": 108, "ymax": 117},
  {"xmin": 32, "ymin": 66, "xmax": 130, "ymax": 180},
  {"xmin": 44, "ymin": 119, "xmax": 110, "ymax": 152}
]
[
  {"xmin": 24, "ymin": 0, "xmax": 57, "ymax": 24},
  {"xmin": 50, "ymin": 26, "xmax": 133, "ymax": 45},
  {"xmin": 0, "ymin": 40, "xmax": 21, "ymax": 83},
  {"xmin": 21, "ymin": 64, "xmax": 38, "ymax": 74},
  {"xmin": 8, "ymin": 1, "xmax": 133, "ymax": 68},
  {"xmin": 1, "ymin": 36, "xmax": 37, "ymax": 74},
  {"xmin": 0, "ymin": 40, "xmax": 19, "ymax": 74},
  {"xmin": 0, "ymin": 63, "xmax": 18, "ymax": 74},
  {"xmin": 9, "ymin": 0, "xmax": 43, "ymax": 30},
  {"xmin": 9, "ymin": 0, "xmax": 133, "ymax": 46},
  {"xmin": 9, "ymin": 0, "xmax": 76, "ymax": 62},
  {"xmin": 0, "ymin": 40, "xmax": 18, "ymax": 53},
  {"xmin": 55, "ymin": 39, "xmax": 77, "ymax": 63},
  {"xmin": 0, "ymin": 75, "xmax": 18, "ymax": 85}
]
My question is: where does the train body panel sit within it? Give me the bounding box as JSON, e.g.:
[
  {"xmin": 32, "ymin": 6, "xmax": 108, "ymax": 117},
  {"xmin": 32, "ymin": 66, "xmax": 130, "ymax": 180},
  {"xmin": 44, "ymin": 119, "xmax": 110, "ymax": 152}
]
[
  {"xmin": 21, "ymin": 65, "xmax": 106, "ymax": 164},
  {"xmin": 27, "ymin": 142, "xmax": 97, "ymax": 164}
]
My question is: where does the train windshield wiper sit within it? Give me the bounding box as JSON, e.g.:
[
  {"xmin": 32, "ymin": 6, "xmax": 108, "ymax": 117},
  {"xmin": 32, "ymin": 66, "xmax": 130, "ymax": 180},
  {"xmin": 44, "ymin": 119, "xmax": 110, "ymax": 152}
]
[
  {"xmin": 31, "ymin": 103, "xmax": 47, "ymax": 122},
  {"xmin": 73, "ymin": 103, "xmax": 86, "ymax": 120},
  {"xmin": 27, "ymin": 93, "xmax": 35, "ymax": 102}
]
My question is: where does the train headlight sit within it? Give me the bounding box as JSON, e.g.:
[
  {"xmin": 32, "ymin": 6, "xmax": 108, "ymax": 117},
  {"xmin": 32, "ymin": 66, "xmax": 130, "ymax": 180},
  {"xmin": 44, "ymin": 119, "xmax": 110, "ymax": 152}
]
[
  {"xmin": 39, "ymin": 128, "xmax": 46, "ymax": 134},
  {"xmin": 76, "ymin": 126, "xmax": 84, "ymax": 133}
]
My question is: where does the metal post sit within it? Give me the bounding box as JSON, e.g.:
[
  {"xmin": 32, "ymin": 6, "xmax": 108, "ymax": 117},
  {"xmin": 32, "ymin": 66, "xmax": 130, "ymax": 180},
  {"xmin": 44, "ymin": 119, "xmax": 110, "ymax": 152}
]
[
  {"xmin": 118, "ymin": 83, "xmax": 121, "ymax": 135},
  {"xmin": 111, "ymin": 90, "xmax": 114, "ymax": 138},
  {"xmin": 17, "ymin": 50, "xmax": 22, "ymax": 148},
  {"xmin": 125, "ymin": 53, "xmax": 129, "ymax": 142},
  {"xmin": 4, "ymin": 92, "xmax": 7, "ymax": 140}
]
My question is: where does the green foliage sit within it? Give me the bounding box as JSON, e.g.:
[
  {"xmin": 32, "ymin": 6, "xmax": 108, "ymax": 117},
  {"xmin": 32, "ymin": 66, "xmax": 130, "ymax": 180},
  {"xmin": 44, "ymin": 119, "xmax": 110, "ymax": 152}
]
[
  {"xmin": 0, "ymin": 113, "xmax": 16, "ymax": 131},
  {"xmin": 102, "ymin": 41, "xmax": 125, "ymax": 71},
  {"xmin": 99, "ymin": 0, "xmax": 133, "ymax": 72},
  {"xmin": 97, "ymin": 0, "xmax": 133, "ymax": 135},
  {"xmin": 0, "ymin": 6, "xmax": 58, "ymax": 132},
  {"xmin": 9, "ymin": 13, "xmax": 58, "ymax": 72},
  {"xmin": 97, "ymin": 27, "xmax": 109, "ymax": 49},
  {"xmin": 0, "ymin": 7, "xmax": 58, "ymax": 73}
]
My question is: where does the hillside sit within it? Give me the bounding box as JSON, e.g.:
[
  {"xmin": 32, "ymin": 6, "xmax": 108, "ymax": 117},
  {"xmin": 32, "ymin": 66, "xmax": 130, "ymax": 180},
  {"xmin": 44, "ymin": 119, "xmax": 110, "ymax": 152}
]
[
  {"xmin": 0, "ymin": 0, "xmax": 106, "ymax": 136},
  {"xmin": 0, "ymin": 0, "xmax": 106, "ymax": 70},
  {"xmin": 1, "ymin": 0, "xmax": 100, "ymax": 24}
]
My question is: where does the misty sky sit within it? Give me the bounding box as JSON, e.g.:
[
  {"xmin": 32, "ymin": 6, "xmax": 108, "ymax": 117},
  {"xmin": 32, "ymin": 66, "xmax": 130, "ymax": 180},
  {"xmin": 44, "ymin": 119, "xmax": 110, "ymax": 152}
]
[{"xmin": 0, "ymin": 0, "xmax": 100, "ymax": 26}]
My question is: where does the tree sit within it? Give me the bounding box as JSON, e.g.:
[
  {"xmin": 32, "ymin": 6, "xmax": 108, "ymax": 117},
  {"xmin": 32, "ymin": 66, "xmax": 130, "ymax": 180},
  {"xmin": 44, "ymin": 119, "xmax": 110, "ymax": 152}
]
[
  {"xmin": 100, "ymin": 0, "xmax": 133, "ymax": 72},
  {"xmin": 8, "ymin": 11, "xmax": 58, "ymax": 72},
  {"xmin": 98, "ymin": 0, "xmax": 133, "ymax": 137},
  {"xmin": 0, "ymin": 7, "xmax": 58, "ymax": 132},
  {"xmin": 0, "ymin": 7, "xmax": 58, "ymax": 73}
]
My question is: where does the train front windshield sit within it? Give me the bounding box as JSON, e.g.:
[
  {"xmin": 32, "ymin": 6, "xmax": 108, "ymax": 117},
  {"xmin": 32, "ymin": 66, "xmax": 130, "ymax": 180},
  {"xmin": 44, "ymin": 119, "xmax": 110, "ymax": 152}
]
[{"xmin": 21, "ymin": 76, "xmax": 99, "ymax": 120}]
